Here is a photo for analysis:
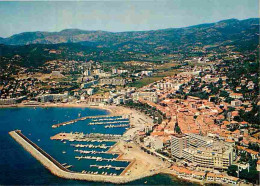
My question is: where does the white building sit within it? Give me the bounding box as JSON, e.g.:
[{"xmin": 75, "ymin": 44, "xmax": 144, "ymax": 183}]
[
  {"xmin": 144, "ymin": 136, "xmax": 163, "ymax": 150},
  {"xmin": 132, "ymin": 91, "xmax": 158, "ymax": 103}
]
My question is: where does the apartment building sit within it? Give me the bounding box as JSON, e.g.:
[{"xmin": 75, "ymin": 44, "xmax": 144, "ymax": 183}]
[
  {"xmin": 171, "ymin": 133, "xmax": 234, "ymax": 170},
  {"xmin": 99, "ymin": 78, "xmax": 126, "ymax": 86},
  {"xmin": 188, "ymin": 133, "xmax": 213, "ymax": 148},
  {"xmin": 171, "ymin": 134, "xmax": 189, "ymax": 158},
  {"xmin": 132, "ymin": 91, "xmax": 159, "ymax": 103}
]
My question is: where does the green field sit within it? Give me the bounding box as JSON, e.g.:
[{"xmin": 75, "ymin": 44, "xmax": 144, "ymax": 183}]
[{"xmin": 129, "ymin": 69, "xmax": 180, "ymax": 88}]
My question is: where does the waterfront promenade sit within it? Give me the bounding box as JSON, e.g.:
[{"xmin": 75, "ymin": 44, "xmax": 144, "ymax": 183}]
[{"xmin": 9, "ymin": 130, "xmax": 159, "ymax": 184}]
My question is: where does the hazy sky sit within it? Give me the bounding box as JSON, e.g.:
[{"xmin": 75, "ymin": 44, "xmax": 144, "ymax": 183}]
[{"xmin": 0, "ymin": 0, "xmax": 258, "ymax": 37}]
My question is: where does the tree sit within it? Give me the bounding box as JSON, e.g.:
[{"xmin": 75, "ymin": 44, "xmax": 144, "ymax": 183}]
[
  {"xmin": 227, "ymin": 165, "xmax": 238, "ymax": 177},
  {"xmin": 174, "ymin": 122, "xmax": 182, "ymax": 134}
]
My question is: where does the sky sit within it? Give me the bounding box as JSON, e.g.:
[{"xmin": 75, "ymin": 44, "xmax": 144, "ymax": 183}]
[{"xmin": 0, "ymin": 0, "xmax": 258, "ymax": 38}]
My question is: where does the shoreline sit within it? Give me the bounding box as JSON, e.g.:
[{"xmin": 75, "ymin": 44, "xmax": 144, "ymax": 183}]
[
  {"xmin": 4, "ymin": 103, "xmax": 214, "ymax": 185},
  {"xmin": 0, "ymin": 103, "xmax": 134, "ymax": 116}
]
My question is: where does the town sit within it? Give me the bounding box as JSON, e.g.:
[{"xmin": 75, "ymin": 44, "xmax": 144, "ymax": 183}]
[{"xmin": 1, "ymin": 44, "xmax": 259, "ymax": 185}]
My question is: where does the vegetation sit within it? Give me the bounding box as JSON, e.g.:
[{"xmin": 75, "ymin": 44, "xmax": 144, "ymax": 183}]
[{"xmin": 124, "ymin": 101, "xmax": 165, "ymax": 124}]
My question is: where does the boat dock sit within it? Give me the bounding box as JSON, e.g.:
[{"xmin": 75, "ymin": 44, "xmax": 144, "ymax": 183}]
[
  {"xmin": 75, "ymin": 155, "xmax": 118, "ymax": 162},
  {"xmin": 75, "ymin": 149, "xmax": 116, "ymax": 155},
  {"xmin": 90, "ymin": 164, "xmax": 125, "ymax": 170},
  {"xmin": 71, "ymin": 144, "xmax": 112, "ymax": 149},
  {"xmin": 104, "ymin": 124, "xmax": 129, "ymax": 128},
  {"xmin": 89, "ymin": 121, "xmax": 129, "ymax": 125},
  {"xmin": 51, "ymin": 132, "xmax": 122, "ymax": 142},
  {"xmin": 52, "ymin": 115, "xmax": 126, "ymax": 128}
]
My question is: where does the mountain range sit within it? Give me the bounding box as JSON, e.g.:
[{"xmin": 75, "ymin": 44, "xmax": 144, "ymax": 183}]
[
  {"xmin": 0, "ymin": 18, "xmax": 259, "ymax": 50},
  {"xmin": 0, "ymin": 18, "xmax": 259, "ymax": 68}
]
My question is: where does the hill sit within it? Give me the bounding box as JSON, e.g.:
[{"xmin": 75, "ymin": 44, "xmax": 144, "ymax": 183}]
[
  {"xmin": 0, "ymin": 18, "xmax": 258, "ymax": 52},
  {"xmin": 0, "ymin": 18, "xmax": 259, "ymax": 68}
]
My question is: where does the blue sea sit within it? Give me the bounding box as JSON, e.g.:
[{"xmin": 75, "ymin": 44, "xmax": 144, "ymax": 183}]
[{"xmin": 0, "ymin": 107, "xmax": 195, "ymax": 185}]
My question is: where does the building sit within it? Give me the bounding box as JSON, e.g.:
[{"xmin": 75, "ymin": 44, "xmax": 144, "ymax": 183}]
[
  {"xmin": 50, "ymin": 71, "xmax": 64, "ymax": 78},
  {"xmin": 81, "ymin": 80, "xmax": 98, "ymax": 89},
  {"xmin": 113, "ymin": 96, "xmax": 125, "ymax": 105},
  {"xmin": 0, "ymin": 96, "xmax": 27, "ymax": 105},
  {"xmin": 36, "ymin": 93, "xmax": 68, "ymax": 103},
  {"xmin": 141, "ymin": 71, "xmax": 153, "ymax": 76},
  {"xmin": 182, "ymin": 144, "xmax": 234, "ymax": 170},
  {"xmin": 171, "ymin": 133, "xmax": 234, "ymax": 170},
  {"xmin": 188, "ymin": 133, "xmax": 213, "ymax": 148},
  {"xmin": 112, "ymin": 69, "xmax": 128, "ymax": 74},
  {"xmin": 144, "ymin": 136, "xmax": 163, "ymax": 150},
  {"xmin": 231, "ymin": 100, "xmax": 242, "ymax": 107},
  {"xmin": 156, "ymin": 82, "xmax": 176, "ymax": 90},
  {"xmin": 84, "ymin": 70, "xmax": 91, "ymax": 76},
  {"xmin": 132, "ymin": 92, "xmax": 158, "ymax": 103},
  {"xmin": 171, "ymin": 134, "xmax": 189, "ymax": 158},
  {"xmin": 86, "ymin": 88, "xmax": 94, "ymax": 95},
  {"xmin": 99, "ymin": 78, "xmax": 126, "ymax": 86},
  {"xmin": 85, "ymin": 93, "xmax": 110, "ymax": 105},
  {"xmin": 257, "ymin": 160, "xmax": 260, "ymax": 171}
]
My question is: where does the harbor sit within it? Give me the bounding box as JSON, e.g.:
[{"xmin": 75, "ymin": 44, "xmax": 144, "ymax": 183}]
[
  {"xmin": 6, "ymin": 107, "xmax": 168, "ymax": 184},
  {"xmin": 52, "ymin": 115, "xmax": 129, "ymax": 128},
  {"xmin": 48, "ymin": 114, "xmax": 132, "ymax": 176},
  {"xmin": 9, "ymin": 130, "xmax": 160, "ymax": 183}
]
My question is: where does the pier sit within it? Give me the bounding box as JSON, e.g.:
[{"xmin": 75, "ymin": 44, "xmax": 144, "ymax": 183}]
[
  {"xmin": 104, "ymin": 124, "xmax": 129, "ymax": 128},
  {"xmin": 74, "ymin": 149, "xmax": 116, "ymax": 155},
  {"xmin": 71, "ymin": 144, "xmax": 112, "ymax": 149},
  {"xmin": 90, "ymin": 164, "xmax": 125, "ymax": 170},
  {"xmin": 75, "ymin": 155, "xmax": 118, "ymax": 162},
  {"xmin": 51, "ymin": 132, "xmax": 122, "ymax": 142},
  {"xmin": 91, "ymin": 115, "xmax": 129, "ymax": 122},
  {"xmin": 52, "ymin": 115, "xmax": 127, "ymax": 128},
  {"xmin": 89, "ymin": 121, "xmax": 129, "ymax": 125}
]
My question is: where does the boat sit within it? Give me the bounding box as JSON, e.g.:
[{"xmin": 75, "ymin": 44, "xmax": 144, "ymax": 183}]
[{"xmin": 62, "ymin": 151, "xmax": 66, "ymax": 154}]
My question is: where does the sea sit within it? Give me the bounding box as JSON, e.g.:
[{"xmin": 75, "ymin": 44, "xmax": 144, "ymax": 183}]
[{"xmin": 0, "ymin": 107, "xmax": 196, "ymax": 185}]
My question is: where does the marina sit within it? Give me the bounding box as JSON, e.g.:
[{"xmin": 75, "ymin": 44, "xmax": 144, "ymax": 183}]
[
  {"xmin": 8, "ymin": 130, "xmax": 139, "ymax": 183},
  {"xmin": 71, "ymin": 143, "xmax": 112, "ymax": 149},
  {"xmin": 52, "ymin": 115, "xmax": 129, "ymax": 128},
  {"xmin": 74, "ymin": 149, "xmax": 116, "ymax": 155},
  {"xmin": 4, "ymin": 107, "xmax": 169, "ymax": 185},
  {"xmin": 75, "ymin": 155, "xmax": 118, "ymax": 162}
]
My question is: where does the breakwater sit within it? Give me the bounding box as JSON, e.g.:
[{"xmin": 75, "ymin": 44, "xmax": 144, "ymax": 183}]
[{"xmin": 9, "ymin": 130, "xmax": 158, "ymax": 184}]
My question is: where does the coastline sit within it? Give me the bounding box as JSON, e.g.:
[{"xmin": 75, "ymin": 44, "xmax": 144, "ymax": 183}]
[
  {"xmin": 0, "ymin": 103, "xmax": 134, "ymax": 117},
  {"xmin": 3, "ymin": 103, "xmax": 207, "ymax": 185}
]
